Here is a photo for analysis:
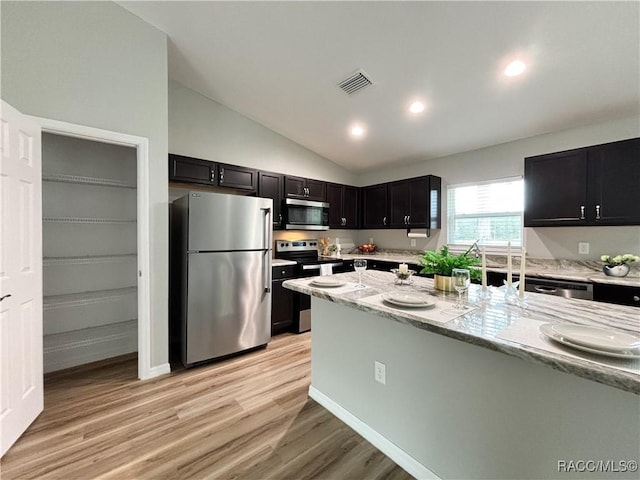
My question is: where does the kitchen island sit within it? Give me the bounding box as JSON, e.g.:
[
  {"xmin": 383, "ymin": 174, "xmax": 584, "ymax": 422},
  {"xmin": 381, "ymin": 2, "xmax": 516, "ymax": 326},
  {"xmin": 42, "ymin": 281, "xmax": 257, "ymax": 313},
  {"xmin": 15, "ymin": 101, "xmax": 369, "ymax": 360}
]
[{"xmin": 284, "ymin": 270, "xmax": 640, "ymax": 479}]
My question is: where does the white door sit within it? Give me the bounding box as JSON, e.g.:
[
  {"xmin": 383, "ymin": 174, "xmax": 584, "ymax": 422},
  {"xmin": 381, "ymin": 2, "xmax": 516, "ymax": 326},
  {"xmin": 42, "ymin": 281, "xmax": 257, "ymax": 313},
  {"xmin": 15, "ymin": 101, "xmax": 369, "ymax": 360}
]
[{"xmin": 0, "ymin": 100, "xmax": 43, "ymax": 457}]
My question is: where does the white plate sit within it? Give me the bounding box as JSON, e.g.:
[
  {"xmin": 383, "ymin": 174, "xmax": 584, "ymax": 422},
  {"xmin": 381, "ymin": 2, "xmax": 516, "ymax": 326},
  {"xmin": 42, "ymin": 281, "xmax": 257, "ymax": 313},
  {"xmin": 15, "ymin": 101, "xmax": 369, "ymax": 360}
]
[
  {"xmin": 382, "ymin": 292, "xmax": 436, "ymax": 309},
  {"xmin": 540, "ymin": 324, "xmax": 640, "ymax": 359},
  {"xmin": 310, "ymin": 278, "xmax": 346, "ymax": 288},
  {"xmin": 549, "ymin": 324, "xmax": 640, "ymax": 352}
]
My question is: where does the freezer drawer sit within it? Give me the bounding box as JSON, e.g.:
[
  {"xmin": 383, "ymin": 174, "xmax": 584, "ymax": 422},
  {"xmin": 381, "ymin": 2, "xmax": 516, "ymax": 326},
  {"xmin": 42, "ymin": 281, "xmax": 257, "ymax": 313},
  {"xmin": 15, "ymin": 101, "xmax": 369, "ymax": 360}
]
[{"xmin": 184, "ymin": 250, "xmax": 271, "ymax": 365}]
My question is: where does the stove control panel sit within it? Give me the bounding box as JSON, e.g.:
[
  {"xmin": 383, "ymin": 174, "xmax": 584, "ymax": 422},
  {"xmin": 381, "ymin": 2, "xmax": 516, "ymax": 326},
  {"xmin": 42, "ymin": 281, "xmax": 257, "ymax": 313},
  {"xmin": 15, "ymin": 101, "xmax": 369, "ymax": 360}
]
[{"xmin": 275, "ymin": 239, "xmax": 318, "ymax": 253}]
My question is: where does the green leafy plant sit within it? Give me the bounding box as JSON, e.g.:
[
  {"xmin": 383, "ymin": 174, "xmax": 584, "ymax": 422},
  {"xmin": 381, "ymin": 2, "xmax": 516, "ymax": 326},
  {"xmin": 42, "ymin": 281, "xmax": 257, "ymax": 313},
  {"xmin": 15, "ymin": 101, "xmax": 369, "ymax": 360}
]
[
  {"xmin": 600, "ymin": 254, "xmax": 639, "ymax": 266},
  {"xmin": 419, "ymin": 245, "xmax": 481, "ymax": 280}
]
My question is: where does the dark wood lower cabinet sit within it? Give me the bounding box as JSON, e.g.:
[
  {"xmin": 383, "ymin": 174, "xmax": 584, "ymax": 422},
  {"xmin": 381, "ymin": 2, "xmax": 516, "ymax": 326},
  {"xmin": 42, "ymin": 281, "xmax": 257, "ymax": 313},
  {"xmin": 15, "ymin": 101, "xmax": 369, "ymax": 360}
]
[
  {"xmin": 271, "ymin": 265, "xmax": 297, "ymax": 334},
  {"xmin": 593, "ymin": 283, "xmax": 640, "ymax": 307}
]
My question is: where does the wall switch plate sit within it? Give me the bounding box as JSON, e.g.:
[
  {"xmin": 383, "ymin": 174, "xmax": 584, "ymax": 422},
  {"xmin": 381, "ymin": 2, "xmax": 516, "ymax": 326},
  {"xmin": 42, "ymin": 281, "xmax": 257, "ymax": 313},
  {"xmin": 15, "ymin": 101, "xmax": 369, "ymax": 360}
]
[
  {"xmin": 410, "ymin": 239, "xmax": 417, "ymax": 247},
  {"xmin": 374, "ymin": 361, "xmax": 386, "ymax": 385},
  {"xmin": 578, "ymin": 242, "xmax": 590, "ymax": 255}
]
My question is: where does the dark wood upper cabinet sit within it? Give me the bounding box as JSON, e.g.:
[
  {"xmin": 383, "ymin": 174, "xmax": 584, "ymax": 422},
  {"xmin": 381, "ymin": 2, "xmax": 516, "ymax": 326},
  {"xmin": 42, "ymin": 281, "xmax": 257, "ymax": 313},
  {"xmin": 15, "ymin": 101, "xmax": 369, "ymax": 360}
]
[
  {"xmin": 217, "ymin": 163, "xmax": 257, "ymax": 192},
  {"xmin": 388, "ymin": 175, "xmax": 441, "ymax": 229},
  {"xmin": 169, "ymin": 154, "xmax": 257, "ymax": 192},
  {"xmin": 362, "ymin": 184, "xmax": 388, "ymax": 229},
  {"xmin": 524, "ymin": 149, "xmax": 588, "ymax": 226},
  {"xmin": 305, "ymin": 179, "xmax": 327, "ymax": 202},
  {"xmin": 588, "ymin": 138, "xmax": 640, "ymax": 225},
  {"xmin": 388, "ymin": 181, "xmax": 410, "ymax": 227},
  {"xmin": 342, "ymin": 185, "xmax": 359, "ymax": 229},
  {"xmin": 326, "ymin": 183, "xmax": 359, "ymax": 229},
  {"xmin": 258, "ymin": 171, "xmax": 284, "ymax": 229},
  {"xmin": 284, "ymin": 176, "xmax": 326, "ymax": 201},
  {"xmin": 525, "ymin": 137, "xmax": 639, "ymax": 227},
  {"xmin": 284, "ymin": 175, "xmax": 306, "ymax": 198},
  {"xmin": 169, "ymin": 154, "xmax": 216, "ymax": 186},
  {"xmin": 168, "ymin": 153, "xmax": 443, "ymax": 232}
]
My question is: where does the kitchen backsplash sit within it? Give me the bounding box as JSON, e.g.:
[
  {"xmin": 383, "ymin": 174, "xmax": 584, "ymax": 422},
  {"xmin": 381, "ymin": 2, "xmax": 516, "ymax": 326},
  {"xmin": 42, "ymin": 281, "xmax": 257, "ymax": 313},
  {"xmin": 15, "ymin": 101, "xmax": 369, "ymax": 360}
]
[{"xmin": 274, "ymin": 226, "xmax": 639, "ymax": 265}]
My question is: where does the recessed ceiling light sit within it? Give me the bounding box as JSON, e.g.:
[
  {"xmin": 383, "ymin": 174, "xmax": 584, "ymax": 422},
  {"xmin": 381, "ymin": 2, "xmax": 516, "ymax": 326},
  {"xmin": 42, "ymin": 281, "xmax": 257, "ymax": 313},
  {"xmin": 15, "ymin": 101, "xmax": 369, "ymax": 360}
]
[
  {"xmin": 504, "ymin": 60, "xmax": 526, "ymax": 77},
  {"xmin": 350, "ymin": 125, "xmax": 366, "ymax": 137},
  {"xmin": 409, "ymin": 101, "xmax": 425, "ymax": 114}
]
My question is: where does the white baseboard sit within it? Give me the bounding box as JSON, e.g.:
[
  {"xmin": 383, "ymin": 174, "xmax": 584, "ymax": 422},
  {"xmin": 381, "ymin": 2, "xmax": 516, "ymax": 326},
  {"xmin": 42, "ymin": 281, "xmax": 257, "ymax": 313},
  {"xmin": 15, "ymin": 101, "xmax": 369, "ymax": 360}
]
[
  {"xmin": 144, "ymin": 363, "xmax": 171, "ymax": 379},
  {"xmin": 308, "ymin": 385, "xmax": 440, "ymax": 480}
]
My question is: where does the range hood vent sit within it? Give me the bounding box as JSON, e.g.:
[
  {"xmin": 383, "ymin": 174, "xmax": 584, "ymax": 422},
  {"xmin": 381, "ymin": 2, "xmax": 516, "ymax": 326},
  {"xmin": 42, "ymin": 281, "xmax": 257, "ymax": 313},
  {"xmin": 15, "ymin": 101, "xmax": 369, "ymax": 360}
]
[{"xmin": 338, "ymin": 70, "xmax": 373, "ymax": 95}]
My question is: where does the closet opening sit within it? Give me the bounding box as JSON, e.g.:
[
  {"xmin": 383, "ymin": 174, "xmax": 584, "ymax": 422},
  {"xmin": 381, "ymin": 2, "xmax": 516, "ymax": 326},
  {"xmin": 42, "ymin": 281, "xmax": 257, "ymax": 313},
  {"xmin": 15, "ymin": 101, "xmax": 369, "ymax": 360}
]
[{"xmin": 41, "ymin": 133, "xmax": 138, "ymax": 376}]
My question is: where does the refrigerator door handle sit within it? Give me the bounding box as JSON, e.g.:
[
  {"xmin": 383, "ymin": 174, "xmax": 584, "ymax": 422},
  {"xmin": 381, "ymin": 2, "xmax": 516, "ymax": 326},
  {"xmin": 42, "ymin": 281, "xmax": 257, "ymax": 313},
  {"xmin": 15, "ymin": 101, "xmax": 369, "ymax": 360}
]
[{"xmin": 262, "ymin": 207, "xmax": 272, "ymax": 293}]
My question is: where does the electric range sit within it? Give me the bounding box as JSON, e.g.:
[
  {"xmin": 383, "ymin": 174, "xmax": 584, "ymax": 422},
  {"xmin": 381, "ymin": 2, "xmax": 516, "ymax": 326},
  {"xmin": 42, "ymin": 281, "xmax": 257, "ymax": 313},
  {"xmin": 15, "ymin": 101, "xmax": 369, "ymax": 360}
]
[{"xmin": 275, "ymin": 239, "xmax": 345, "ymax": 332}]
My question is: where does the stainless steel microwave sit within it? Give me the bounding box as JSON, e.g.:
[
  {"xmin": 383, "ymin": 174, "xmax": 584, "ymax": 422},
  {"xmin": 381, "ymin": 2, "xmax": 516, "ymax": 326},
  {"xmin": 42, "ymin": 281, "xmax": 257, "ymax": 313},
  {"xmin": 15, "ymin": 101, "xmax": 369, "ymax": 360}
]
[{"xmin": 284, "ymin": 198, "xmax": 330, "ymax": 230}]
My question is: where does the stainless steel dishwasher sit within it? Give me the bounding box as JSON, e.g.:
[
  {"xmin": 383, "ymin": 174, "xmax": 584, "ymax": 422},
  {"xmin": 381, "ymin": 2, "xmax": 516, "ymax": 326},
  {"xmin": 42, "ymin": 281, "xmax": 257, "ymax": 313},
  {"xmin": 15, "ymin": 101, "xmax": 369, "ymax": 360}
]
[{"xmin": 524, "ymin": 277, "xmax": 593, "ymax": 300}]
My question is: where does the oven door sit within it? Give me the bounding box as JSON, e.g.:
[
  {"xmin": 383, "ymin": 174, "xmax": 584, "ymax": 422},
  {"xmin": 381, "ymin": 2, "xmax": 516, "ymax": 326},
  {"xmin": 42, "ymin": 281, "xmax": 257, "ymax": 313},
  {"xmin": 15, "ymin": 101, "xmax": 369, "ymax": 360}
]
[{"xmin": 284, "ymin": 198, "xmax": 330, "ymax": 230}]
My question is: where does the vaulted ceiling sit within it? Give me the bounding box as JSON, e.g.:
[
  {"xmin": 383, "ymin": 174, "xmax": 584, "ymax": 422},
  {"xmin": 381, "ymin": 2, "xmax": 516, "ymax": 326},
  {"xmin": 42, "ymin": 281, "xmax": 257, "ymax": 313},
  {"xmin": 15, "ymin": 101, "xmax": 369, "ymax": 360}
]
[{"xmin": 120, "ymin": 1, "xmax": 640, "ymax": 172}]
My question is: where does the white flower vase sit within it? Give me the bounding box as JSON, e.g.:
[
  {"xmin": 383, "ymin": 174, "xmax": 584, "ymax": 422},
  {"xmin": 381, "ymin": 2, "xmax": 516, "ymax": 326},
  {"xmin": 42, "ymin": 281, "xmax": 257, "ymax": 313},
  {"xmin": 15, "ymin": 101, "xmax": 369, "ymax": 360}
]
[{"xmin": 603, "ymin": 264, "xmax": 630, "ymax": 277}]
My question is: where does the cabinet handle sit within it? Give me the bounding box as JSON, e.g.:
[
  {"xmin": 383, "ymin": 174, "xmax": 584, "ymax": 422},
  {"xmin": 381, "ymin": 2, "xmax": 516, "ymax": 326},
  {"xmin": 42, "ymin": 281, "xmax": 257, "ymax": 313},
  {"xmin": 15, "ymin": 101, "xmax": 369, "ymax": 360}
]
[
  {"xmin": 595, "ymin": 204, "xmax": 601, "ymax": 220},
  {"xmin": 210, "ymin": 170, "xmax": 215, "ymax": 182},
  {"xmin": 633, "ymin": 296, "xmax": 639, "ymax": 302},
  {"xmin": 220, "ymin": 167, "xmax": 224, "ymax": 183},
  {"xmin": 278, "ymin": 213, "xmax": 282, "ymax": 224},
  {"xmin": 580, "ymin": 205, "xmax": 585, "ymax": 220},
  {"xmin": 408, "ymin": 215, "xmax": 411, "ymax": 224},
  {"xmin": 383, "ymin": 216, "xmax": 387, "ymax": 226}
]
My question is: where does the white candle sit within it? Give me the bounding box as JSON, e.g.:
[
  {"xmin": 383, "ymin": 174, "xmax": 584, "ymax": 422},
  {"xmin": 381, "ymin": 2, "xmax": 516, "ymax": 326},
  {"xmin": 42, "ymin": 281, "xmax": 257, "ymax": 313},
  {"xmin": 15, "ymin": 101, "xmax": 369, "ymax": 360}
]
[
  {"xmin": 481, "ymin": 248, "xmax": 487, "ymax": 290},
  {"xmin": 399, "ymin": 263, "xmax": 408, "ymax": 274},
  {"xmin": 519, "ymin": 249, "xmax": 526, "ymax": 298},
  {"xmin": 506, "ymin": 242, "xmax": 512, "ymax": 287}
]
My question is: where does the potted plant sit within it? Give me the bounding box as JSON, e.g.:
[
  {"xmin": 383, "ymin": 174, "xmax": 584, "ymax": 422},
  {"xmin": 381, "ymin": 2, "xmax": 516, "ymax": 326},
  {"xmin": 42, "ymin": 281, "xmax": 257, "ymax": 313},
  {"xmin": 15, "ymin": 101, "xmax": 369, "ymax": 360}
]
[
  {"xmin": 419, "ymin": 245, "xmax": 481, "ymax": 291},
  {"xmin": 600, "ymin": 254, "xmax": 639, "ymax": 277}
]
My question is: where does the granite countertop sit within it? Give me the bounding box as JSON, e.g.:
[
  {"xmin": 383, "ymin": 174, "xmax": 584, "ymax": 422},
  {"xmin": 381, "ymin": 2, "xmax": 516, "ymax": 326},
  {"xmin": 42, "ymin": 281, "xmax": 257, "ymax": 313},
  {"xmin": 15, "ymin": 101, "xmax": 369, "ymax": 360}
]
[
  {"xmin": 284, "ymin": 270, "xmax": 640, "ymax": 394},
  {"xmin": 328, "ymin": 251, "xmax": 640, "ymax": 288}
]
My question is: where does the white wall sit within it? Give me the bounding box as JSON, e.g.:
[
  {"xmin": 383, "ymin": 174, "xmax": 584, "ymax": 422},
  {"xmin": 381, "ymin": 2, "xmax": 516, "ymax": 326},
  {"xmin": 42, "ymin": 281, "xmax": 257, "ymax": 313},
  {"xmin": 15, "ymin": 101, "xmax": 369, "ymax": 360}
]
[
  {"xmin": 312, "ymin": 298, "xmax": 640, "ymax": 479},
  {"xmin": 169, "ymin": 81, "xmax": 357, "ymax": 185},
  {"xmin": 1, "ymin": 1, "xmax": 169, "ymax": 369},
  {"xmin": 356, "ymin": 115, "xmax": 640, "ymax": 259}
]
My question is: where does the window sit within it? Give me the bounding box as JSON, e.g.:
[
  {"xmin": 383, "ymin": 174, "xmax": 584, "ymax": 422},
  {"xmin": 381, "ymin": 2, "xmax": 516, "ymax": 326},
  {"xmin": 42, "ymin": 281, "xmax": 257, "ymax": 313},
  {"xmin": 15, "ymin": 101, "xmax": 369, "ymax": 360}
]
[{"xmin": 447, "ymin": 177, "xmax": 524, "ymax": 248}]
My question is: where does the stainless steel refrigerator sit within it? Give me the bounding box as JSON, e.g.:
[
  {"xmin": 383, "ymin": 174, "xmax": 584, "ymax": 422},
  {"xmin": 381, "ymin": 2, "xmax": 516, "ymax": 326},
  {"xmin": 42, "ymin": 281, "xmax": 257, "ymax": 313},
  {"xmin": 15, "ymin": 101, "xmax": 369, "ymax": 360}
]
[{"xmin": 172, "ymin": 191, "xmax": 272, "ymax": 367}]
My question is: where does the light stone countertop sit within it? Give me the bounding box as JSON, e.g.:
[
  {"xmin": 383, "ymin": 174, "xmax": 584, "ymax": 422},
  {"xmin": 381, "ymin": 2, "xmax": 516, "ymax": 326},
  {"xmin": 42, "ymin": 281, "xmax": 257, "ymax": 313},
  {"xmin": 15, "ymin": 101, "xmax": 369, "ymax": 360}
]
[
  {"xmin": 327, "ymin": 251, "xmax": 640, "ymax": 288},
  {"xmin": 284, "ymin": 269, "xmax": 640, "ymax": 394}
]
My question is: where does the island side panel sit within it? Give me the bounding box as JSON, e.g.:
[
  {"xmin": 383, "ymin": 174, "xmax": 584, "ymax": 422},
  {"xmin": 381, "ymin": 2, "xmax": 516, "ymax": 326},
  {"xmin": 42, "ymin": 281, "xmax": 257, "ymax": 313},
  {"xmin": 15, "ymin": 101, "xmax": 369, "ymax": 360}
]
[{"xmin": 310, "ymin": 297, "xmax": 640, "ymax": 480}]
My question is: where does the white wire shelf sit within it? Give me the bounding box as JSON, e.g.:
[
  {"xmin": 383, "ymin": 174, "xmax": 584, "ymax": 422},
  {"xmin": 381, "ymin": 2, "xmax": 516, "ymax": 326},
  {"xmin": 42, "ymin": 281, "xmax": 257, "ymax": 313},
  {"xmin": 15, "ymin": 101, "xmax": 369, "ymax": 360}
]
[
  {"xmin": 43, "ymin": 287, "xmax": 138, "ymax": 310},
  {"xmin": 43, "ymin": 217, "xmax": 137, "ymax": 224},
  {"xmin": 42, "ymin": 173, "xmax": 136, "ymax": 189},
  {"xmin": 43, "ymin": 254, "xmax": 137, "ymax": 267}
]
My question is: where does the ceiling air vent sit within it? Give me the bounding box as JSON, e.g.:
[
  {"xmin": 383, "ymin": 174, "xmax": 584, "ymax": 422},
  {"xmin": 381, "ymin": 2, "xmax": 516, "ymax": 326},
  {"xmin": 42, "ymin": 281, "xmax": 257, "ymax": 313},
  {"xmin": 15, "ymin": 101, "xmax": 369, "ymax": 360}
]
[{"xmin": 338, "ymin": 70, "xmax": 373, "ymax": 95}]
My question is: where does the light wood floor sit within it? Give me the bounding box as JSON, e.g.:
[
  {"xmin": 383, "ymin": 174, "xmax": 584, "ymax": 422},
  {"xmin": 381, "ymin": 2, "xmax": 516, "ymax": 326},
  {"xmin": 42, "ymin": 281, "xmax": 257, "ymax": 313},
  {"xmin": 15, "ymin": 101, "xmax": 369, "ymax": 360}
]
[{"xmin": 1, "ymin": 333, "xmax": 413, "ymax": 480}]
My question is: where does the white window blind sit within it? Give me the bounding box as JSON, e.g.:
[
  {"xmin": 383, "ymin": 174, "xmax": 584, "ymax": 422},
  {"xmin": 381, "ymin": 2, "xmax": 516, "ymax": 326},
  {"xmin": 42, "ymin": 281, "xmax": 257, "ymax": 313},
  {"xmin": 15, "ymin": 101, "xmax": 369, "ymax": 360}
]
[{"xmin": 447, "ymin": 177, "xmax": 524, "ymax": 247}]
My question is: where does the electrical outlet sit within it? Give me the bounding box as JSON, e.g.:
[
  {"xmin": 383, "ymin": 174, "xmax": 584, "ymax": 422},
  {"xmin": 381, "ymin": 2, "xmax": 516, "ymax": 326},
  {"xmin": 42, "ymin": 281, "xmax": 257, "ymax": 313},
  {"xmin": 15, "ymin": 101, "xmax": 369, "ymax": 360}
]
[
  {"xmin": 369, "ymin": 238, "xmax": 374, "ymax": 244},
  {"xmin": 410, "ymin": 239, "xmax": 417, "ymax": 247},
  {"xmin": 578, "ymin": 242, "xmax": 590, "ymax": 255},
  {"xmin": 374, "ymin": 361, "xmax": 386, "ymax": 385}
]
